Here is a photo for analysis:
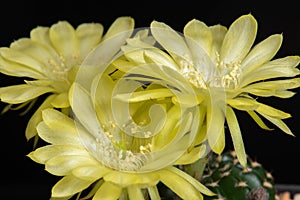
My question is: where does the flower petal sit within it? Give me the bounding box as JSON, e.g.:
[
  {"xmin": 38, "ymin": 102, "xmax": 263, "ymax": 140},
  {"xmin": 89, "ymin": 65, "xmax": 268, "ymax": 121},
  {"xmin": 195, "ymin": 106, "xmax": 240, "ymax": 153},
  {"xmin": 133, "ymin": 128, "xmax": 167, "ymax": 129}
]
[
  {"xmin": 28, "ymin": 144, "xmax": 88, "ymax": 164},
  {"xmin": 159, "ymin": 168, "xmax": 204, "ymax": 199},
  {"xmin": 76, "ymin": 23, "xmax": 103, "ymax": 60},
  {"xmin": 93, "ymin": 181, "xmax": 122, "ymax": 200},
  {"xmin": 183, "ymin": 19, "xmax": 213, "ymax": 57},
  {"xmin": 72, "ymin": 165, "xmax": 110, "ymax": 181},
  {"xmin": 241, "ymin": 56, "xmax": 300, "ymax": 86},
  {"xmin": 52, "ymin": 175, "xmax": 93, "ymax": 198},
  {"xmin": 128, "ymin": 186, "xmax": 144, "ymax": 200},
  {"xmin": 51, "ymin": 92, "xmax": 69, "ymax": 108},
  {"xmin": 104, "ymin": 171, "xmax": 159, "ymax": 188},
  {"xmin": 241, "ymin": 34, "xmax": 283, "ymax": 76},
  {"xmin": 49, "ymin": 21, "xmax": 78, "ymax": 68},
  {"xmin": 76, "ymin": 17, "xmax": 134, "ymax": 89},
  {"xmin": 225, "ymin": 106, "xmax": 247, "ymax": 167},
  {"xmin": 69, "ymin": 83, "xmax": 101, "ymax": 136},
  {"xmin": 0, "ymin": 84, "xmax": 54, "ymax": 104},
  {"xmin": 46, "ymin": 155, "xmax": 98, "ymax": 176},
  {"xmin": 150, "ymin": 20, "xmax": 192, "ymax": 64},
  {"xmin": 24, "ymin": 95, "xmax": 55, "ymax": 140},
  {"xmin": 260, "ymin": 113, "xmax": 294, "ymax": 136},
  {"xmin": 209, "ymin": 24, "xmax": 227, "ymax": 61},
  {"xmin": 220, "ymin": 14, "xmax": 257, "ymax": 63}
]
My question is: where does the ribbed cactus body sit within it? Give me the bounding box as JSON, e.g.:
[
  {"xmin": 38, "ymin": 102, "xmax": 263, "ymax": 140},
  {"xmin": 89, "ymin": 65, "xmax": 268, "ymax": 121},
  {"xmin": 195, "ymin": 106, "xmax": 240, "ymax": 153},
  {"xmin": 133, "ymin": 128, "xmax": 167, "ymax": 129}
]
[{"xmin": 201, "ymin": 151, "xmax": 276, "ymax": 200}]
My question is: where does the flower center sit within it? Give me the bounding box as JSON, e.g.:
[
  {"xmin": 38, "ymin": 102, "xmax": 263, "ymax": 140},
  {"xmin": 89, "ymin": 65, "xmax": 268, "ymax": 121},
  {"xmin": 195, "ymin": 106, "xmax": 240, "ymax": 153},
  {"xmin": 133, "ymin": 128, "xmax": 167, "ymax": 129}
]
[
  {"xmin": 92, "ymin": 120, "xmax": 153, "ymax": 172},
  {"xmin": 180, "ymin": 52, "xmax": 241, "ymax": 89}
]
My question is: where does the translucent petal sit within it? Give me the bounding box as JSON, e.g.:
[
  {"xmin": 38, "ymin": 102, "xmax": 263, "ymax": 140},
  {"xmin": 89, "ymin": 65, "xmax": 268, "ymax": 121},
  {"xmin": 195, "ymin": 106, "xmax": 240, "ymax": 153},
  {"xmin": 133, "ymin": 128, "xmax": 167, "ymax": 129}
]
[
  {"xmin": 225, "ymin": 106, "xmax": 247, "ymax": 167},
  {"xmin": 241, "ymin": 34, "xmax": 282, "ymax": 76},
  {"xmin": 113, "ymin": 88, "xmax": 174, "ymax": 103},
  {"xmin": 150, "ymin": 21, "xmax": 192, "ymax": 64},
  {"xmin": 46, "ymin": 155, "xmax": 98, "ymax": 176},
  {"xmin": 25, "ymin": 95, "xmax": 56, "ymax": 140},
  {"xmin": 76, "ymin": 23, "xmax": 104, "ymax": 60},
  {"xmin": 101, "ymin": 16, "xmax": 134, "ymax": 41},
  {"xmin": 93, "ymin": 181, "xmax": 122, "ymax": 200},
  {"xmin": 69, "ymin": 83, "xmax": 101, "ymax": 136},
  {"xmin": 175, "ymin": 144, "xmax": 206, "ymax": 165},
  {"xmin": 206, "ymin": 94, "xmax": 226, "ymax": 154},
  {"xmin": 184, "ymin": 19, "xmax": 213, "ymax": 57},
  {"xmin": 76, "ymin": 17, "xmax": 134, "ymax": 90},
  {"xmin": 220, "ymin": 14, "xmax": 257, "ymax": 63},
  {"xmin": 52, "ymin": 175, "xmax": 93, "ymax": 198}
]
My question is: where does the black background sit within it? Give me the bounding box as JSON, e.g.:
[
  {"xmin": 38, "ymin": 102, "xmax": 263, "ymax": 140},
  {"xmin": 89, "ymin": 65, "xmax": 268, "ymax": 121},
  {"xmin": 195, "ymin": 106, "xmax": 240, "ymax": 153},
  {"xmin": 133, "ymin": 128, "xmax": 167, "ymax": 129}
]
[{"xmin": 1, "ymin": 0, "xmax": 300, "ymax": 199}]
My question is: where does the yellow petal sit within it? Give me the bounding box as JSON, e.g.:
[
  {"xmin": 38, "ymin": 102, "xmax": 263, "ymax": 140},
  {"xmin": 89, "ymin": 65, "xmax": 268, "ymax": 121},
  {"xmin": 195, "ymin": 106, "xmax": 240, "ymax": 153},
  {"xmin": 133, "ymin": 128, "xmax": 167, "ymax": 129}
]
[
  {"xmin": 227, "ymin": 97, "xmax": 259, "ymax": 111},
  {"xmin": 76, "ymin": 17, "xmax": 134, "ymax": 90},
  {"xmin": 260, "ymin": 113, "xmax": 294, "ymax": 136},
  {"xmin": 69, "ymin": 83, "xmax": 101, "ymax": 135},
  {"xmin": 25, "ymin": 95, "xmax": 56, "ymax": 140},
  {"xmin": 150, "ymin": 20, "xmax": 192, "ymax": 63},
  {"xmin": 241, "ymin": 34, "xmax": 283, "ymax": 76},
  {"xmin": 113, "ymin": 88, "xmax": 174, "ymax": 103},
  {"xmin": 104, "ymin": 171, "xmax": 159, "ymax": 188},
  {"xmin": 209, "ymin": 24, "xmax": 227, "ymax": 60},
  {"xmin": 46, "ymin": 155, "xmax": 98, "ymax": 176},
  {"xmin": 128, "ymin": 186, "xmax": 144, "ymax": 200},
  {"xmin": 28, "ymin": 144, "xmax": 88, "ymax": 164},
  {"xmin": 159, "ymin": 168, "xmax": 204, "ymax": 200},
  {"xmin": 30, "ymin": 26, "xmax": 51, "ymax": 45},
  {"xmin": 76, "ymin": 23, "xmax": 103, "ymax": 60},
  {"xmin": 225, "ymin": 106, "xmax": 247, "ymax": 168},
  {"xmin": 0, "ymin": 47, "xmax": 46, "ymax": 74},
  {"xmin": 241, "ymin": 56, "xmax": 300, "ymax": 86},
  {"xmin": 0, "ymin": 54, "xmax": 44, "ymax": 78},
  {"xmin": 51, "ymin": 92, "xmax": 69, "ymax": 108},
  {"xmin": 93, "ymin": 181, "xmax": 122, "ymax": 200},
  {"xmin": 49, "ymin": 21, "xmax": 78, "ymax": 67},
  {"xmin": 247, "ymin": 110, "xmax": 273, "ymax": 131},
  {"xmin": 184, "ymin": 19, "xmax": 213, "ymax": 57},
  {"xmin": 52, "ymin": 175, "xmax": 93, "ymax": 198},
  {"xmin": 167, "ymin": 167, "xmax": 215, "ymax": 196},
  {"xmin": 206, "ymin": 93, "xmax": 226, "ymax": 154},
  {"xmin": 255, "ymin": 102, "xmax": 291, "ymax": 119},
  {"xmin": 0, "ymin": 84, "xmax": 54, "ymax": 104},
  {"xmin": 10, "ymin": 38, "xmax": 62, "ymax": 71},
  {"xmin": 72, "ymin": 165, "xmax": 110, "ymax": 181},
  {"xmin": 102, "ymin": 16, "xmax": 134, "ymax": 41},
  {"xmin": 175, "ymin": 144, "xmax": 206, "ymax": 165},
  {"xmin": 220, "ymin": 14, "xmax": 257, "ymax": 63}
]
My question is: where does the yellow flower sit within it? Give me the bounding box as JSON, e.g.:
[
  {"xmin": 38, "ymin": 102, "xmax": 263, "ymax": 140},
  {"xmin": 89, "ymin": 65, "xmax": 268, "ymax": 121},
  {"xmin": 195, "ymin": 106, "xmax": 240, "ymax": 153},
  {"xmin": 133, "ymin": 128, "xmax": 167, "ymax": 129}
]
[
  {"xmin": 112, "ymin": 14, "xmax": 300, "ymax": 167},
  {"xmin": 28, "ymin": 73, "xmax": 214, "ymax": 199},
  {"xmin": 0, "ymin": 17, "xmax": 134, "ymax": 140}
]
